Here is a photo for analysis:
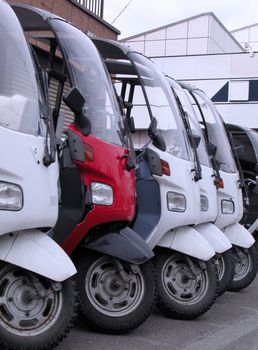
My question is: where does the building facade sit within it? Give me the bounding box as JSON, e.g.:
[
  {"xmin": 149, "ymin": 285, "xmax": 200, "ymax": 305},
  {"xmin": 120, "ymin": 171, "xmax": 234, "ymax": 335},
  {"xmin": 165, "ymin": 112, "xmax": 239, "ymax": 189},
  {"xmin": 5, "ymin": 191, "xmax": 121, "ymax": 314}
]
[{"xmin": 122, "ymin": 13, "xmax": 258, "ymax": 129}]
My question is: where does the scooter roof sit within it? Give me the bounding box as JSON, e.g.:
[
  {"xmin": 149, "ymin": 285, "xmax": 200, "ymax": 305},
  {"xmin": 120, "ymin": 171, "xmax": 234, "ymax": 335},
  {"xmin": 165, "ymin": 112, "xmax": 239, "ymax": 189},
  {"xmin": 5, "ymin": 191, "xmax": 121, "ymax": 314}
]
[{"xmin": 12, "ymin": 4, "xmax": 63, "ymax": 31}]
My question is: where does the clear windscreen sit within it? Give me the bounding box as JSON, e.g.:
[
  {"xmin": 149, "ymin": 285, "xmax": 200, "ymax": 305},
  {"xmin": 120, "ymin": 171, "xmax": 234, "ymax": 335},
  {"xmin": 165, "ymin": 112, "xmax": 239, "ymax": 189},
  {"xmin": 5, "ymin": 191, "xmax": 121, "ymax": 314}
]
[
  {"xmin": 192, "ymin": 90, "xmax": 237, "ymax": 173},
  {"xmin": 171, "ymin": 83, "xmax": 210, "ymax": 167},
  {"xmin": 0, "ymin": 2, "xmax": 42, "ymax": 135},
  {"xmin": 52, "ymin": 19, "xmax": 125, "ymax": 146},
  {"xmin": 129, "ymin": 53, "xmax": 189, "ymax": 160}
]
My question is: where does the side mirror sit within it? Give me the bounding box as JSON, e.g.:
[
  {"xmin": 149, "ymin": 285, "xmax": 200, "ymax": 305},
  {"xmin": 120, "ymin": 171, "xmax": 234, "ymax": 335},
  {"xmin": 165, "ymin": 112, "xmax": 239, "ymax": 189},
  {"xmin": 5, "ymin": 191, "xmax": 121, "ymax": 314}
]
[
  {"xmin": 63, "ymin": 87, "xmax": 91, "ymax": 136},
  {"xmin": 192, "ymin": 134, "xmax": 201, "ymax": 148},
  {"xmin": 148, "ymin": 117, "xmax": 166, "ymax": 152}
]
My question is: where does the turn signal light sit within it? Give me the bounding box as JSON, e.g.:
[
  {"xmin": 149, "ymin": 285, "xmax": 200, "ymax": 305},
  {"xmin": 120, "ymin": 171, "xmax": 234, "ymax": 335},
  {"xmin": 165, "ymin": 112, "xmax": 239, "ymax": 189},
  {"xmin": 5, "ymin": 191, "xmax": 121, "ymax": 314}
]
[
  {"xmin": 214, "ymin": 177, "xmax": 224, "ymax": 189},
  {"xmin": 161, "ymin": 159, "xmax": 171, "ymax": 176},
  {"xmin": 84, "ymin": 143, "xmax": 95, "ymax": 162}
]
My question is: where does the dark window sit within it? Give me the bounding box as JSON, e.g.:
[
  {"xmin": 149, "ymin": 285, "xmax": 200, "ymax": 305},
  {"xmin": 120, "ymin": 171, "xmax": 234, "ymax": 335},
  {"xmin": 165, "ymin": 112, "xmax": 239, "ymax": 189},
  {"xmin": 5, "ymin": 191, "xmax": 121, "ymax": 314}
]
[
  {"xmin": 211, "ymin": 82, "xmax": 229, "ymax": 102},
  {"xmin": 249, "ymin": 80, "xmax": 258, "ymax": 101}
]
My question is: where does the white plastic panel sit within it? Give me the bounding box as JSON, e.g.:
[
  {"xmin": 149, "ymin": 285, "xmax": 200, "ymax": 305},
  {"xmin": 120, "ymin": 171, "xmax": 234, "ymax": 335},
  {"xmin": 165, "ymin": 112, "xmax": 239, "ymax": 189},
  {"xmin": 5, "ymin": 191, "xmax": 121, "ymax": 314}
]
[
  {"xmin": 127, "ymin": 40, "xmax": 145, "ymax": 54},
  {"xmin": 187, "ymin": 38, "xmax": 208, "ymax": 55},
  {"xmin": 232, "ymin": 29, "xmax": 249, "ymax": 43},
  {"xmin": 188, "ymin": 15, "xmax": 209, "ymax": 38},
  {"xmin": 250, "ymin": 25, "xmax": 258, "ymax": 42},
  {"xmin": 166, "ymin": 22, "xmax": 188, "ymax": 39},
  {"xmin": 145, "ymin": 29, "xmax": 166, "ymax": 40},
  {"xmin": 229, "ymin": 80, "xmax": 249, "ymax": 101},
  {"xmin": 125, "ymin": 35, "xmax": 145, "ymax": 42},
  {"xmin": 165, "ymin": 39, "xmax": 187, "ymax": 56},
  {"xmin": 145, "ymin": 40, "xmax": 165, "ymax": 56}
]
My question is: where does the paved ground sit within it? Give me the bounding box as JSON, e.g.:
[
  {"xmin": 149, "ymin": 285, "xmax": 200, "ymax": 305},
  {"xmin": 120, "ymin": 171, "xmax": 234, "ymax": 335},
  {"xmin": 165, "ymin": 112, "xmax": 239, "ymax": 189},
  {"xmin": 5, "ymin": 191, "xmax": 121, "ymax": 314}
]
[{"xmin": 58, "ymin": 275, "xmax": 258, "ymax": 350}]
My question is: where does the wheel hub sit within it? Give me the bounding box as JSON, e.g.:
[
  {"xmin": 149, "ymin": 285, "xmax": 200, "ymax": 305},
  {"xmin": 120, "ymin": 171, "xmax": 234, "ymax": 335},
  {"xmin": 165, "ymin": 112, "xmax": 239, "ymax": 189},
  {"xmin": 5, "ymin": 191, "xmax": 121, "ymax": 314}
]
[
  {"xmin": 85, "ymin": 257, "xmax": 145, "ymax": 317},
  {"xmin": 162, "ymin": 254, "xmax": 208, "ymax": 304},
  {"xmin": 0, "ymin": 265, "xmax": 63, "ymax": 336}
]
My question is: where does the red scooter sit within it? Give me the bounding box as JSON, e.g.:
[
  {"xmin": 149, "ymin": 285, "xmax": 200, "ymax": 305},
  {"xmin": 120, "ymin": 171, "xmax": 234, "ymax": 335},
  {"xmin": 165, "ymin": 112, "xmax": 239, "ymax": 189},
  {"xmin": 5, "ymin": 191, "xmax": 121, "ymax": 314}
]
[{"xmin": 13, "ymin": 4, "xmax": 162, "ymax": 334}]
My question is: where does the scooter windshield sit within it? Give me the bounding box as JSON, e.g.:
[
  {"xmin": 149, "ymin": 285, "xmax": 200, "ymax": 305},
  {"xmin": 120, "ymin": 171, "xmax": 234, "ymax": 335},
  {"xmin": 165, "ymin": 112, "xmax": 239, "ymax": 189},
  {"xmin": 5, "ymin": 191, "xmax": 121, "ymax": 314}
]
[
  {"xmin": 0, "ymin": 2, "xmax": 42, "ymax": 136},
  {"xmin": 170, "ymin": 81, "xmax": 210, "ymax": 167},
  {"xmin": 129, "ymin": 53, "xmax": 189, "ymax": 160},
  {"xmin": 51, "ymin": 19, "xmax": 124, "ymax": 147},
  {"xmin": 192, "ymin": 90, "xmax": 237, "ymax": 174}
]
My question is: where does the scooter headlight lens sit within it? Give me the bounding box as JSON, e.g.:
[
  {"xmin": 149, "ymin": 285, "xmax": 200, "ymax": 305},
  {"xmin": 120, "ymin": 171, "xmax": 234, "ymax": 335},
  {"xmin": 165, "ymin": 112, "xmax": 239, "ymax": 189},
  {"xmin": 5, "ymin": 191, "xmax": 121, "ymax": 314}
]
[
  {"xmin": 221, "ymin": 199, "xmax": 234, "ymax": 214},
  {"xmin": 200, "ymin": 195, "xmax": 209, "ymax": 211},
  {"xmin": 91, "ymin": 182, "xmax": 113, "ymax": 206},
  {"xmin": 0, "ymin": 182, "xmax": 23, "ymax": 211},
  {"xmin": 167, "ymin": 192, "xmax": 186, "ymax": 212}
]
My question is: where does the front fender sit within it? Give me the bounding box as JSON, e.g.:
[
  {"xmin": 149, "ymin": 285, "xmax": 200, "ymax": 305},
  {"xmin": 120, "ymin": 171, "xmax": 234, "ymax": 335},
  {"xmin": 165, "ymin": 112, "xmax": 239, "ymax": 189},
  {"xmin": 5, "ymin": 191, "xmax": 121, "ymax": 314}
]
[
  {"xmin": 85, "ymin": 227, "xmax": 154, "ymax": 264},
  {"xmin": 0, "ymin": 230, "xmax": 77, "ymax": 282},
  {"xmin": 194, "ymin": 223, "xmax": 232, "ymax": 253},
  {"xmin": 157, "ymin": 226, "xmax": 215, "ymax": 261},
  {"xmin": 223, "ymin": 222, "xmax": 255, "ymax": 248}
]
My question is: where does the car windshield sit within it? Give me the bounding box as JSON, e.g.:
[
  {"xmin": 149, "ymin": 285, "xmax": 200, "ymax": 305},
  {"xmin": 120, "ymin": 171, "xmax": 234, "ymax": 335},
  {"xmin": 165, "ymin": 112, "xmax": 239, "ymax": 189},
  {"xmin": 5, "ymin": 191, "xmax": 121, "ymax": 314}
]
[
  {"xmin": 129, "ymin": 52, "xmax": 189, "ymax": 160},
  {"xmin": 0, "ymin": 2, "xmax": 43, "ymax": 135},
  {"xmin": 51, "ymin": 19, "xmax": 125, "ymax": 146},
  {"xmin": 192, "ymin": 90, "xmax": 237, "ymax": 174}
]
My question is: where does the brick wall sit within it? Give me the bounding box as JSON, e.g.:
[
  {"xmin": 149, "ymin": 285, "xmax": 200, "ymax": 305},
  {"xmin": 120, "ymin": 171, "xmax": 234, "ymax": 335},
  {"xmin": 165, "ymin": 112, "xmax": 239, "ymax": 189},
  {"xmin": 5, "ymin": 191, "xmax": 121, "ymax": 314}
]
[{"xmin": 7, "ymin": 0, "xmax": 119, "ymax": 39}]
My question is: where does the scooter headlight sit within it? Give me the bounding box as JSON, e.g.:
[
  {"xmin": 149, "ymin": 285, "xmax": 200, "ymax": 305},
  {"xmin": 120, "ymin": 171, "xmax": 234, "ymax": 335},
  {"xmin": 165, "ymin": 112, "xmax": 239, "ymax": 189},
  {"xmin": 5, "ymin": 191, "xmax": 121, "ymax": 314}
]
[
  {"xmin": 0, "ymin": 182, "xmax": 23, "ymax": 211},
  {"xmin": 221, "ymin": 199, "xmax": 235, "ymax": 214},
  {"xmin": 200, "ymin": 195, "xmax": 209, "ymax": 211},
  {"xmin": 91, "ymin": 182, "xmax": 113, "ymax": 206},
  {"xmin": 167, "ymin": 192, "xmax": 186, "ymax": 212}
]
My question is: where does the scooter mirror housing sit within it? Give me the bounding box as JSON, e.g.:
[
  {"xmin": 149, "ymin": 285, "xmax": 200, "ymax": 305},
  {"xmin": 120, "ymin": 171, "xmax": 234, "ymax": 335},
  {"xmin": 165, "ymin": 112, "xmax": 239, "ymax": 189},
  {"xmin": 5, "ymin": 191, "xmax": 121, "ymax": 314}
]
[
  {"xmin": 63, "ymin": 87, "xmax": 91, "ymax": 136},
  {"xmin": 148, "ymin": 117, "xmax": 166, "ymax": 152}
]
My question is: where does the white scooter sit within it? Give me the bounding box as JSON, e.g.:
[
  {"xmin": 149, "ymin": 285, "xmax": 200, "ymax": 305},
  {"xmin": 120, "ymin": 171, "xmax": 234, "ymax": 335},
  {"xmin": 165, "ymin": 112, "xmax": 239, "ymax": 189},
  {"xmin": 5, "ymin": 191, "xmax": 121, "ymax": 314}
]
[
  {"xmin": 0, "ymin": 2, "xmax": 77, "ymax": 349},
  {"xmin": 93, "ymin": 38, "xmax": 219, "ymax": 320},
  {"xmin": 167, "ymin": 78, "xmax": 234, "ymax": 296},
  {"xmin": 180, "ymin": 84, "xmax": 256, "ymax": 292}
]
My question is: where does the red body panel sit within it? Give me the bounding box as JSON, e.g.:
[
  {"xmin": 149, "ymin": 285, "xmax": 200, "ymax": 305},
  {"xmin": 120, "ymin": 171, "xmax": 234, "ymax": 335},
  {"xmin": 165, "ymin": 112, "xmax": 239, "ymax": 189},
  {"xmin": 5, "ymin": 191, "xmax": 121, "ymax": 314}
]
[{"xmin": 62, "ymin": 124, "xmax": 136, "ymax": 254}]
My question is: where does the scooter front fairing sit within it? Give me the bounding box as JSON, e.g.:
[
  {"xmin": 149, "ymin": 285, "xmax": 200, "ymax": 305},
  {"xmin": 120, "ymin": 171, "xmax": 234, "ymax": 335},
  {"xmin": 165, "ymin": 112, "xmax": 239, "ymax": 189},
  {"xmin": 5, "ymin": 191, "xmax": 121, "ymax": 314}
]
[
  {"xmin": 182, "ymin": 84, "xmax": 256, "ymax": 292},
  {"xmin": 164, "ymin": 78, "xmax": 233, "ymax": 295},
  {"xmin": 13, "ymin": 5, "xmax": 156, "ymax": 335},
  {"xmin": 93, "ymin": 38, "xmax": 218, "ymax": 320},
  {"xmin": 0, "ymin": 3, "xmax": 77, "ymax": 350}
]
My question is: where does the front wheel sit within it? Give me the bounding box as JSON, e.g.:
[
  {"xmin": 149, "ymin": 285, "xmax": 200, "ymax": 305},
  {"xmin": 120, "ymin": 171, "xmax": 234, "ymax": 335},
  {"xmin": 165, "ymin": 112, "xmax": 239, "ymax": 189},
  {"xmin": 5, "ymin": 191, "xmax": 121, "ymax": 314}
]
[
  {"xmin": 0, "ymin": 263, "xmax": 77, "ymax": 350},
  {"xmin": 155, "ymin": 251, "xmax": 218, "ymax": 320},
  {"xmin": 214, "ymin": 250, "xmax": 234, "ymax": 296},
  {"xmin": 76, "ymin": 250, "xmax": 156, "ymax": 334},
  {"xmin": 228, "ymin": 245, "xmax": 258, "ymax": 292}
]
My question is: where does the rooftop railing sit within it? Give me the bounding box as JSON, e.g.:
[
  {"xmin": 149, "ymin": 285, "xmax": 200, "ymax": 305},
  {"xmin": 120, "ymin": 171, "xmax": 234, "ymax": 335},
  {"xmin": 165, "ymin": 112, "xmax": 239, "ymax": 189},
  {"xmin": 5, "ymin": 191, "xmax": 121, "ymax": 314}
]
[{"xmin": 74, "ymin": 0, "xmax": 104, "ymax": 18}]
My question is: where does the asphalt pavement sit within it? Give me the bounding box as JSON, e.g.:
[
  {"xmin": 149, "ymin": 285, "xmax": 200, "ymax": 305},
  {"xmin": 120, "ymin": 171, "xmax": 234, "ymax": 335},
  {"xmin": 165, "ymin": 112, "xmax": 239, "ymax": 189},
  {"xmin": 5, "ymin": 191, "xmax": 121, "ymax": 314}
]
[{"xmin": 57, "ymin": 275, "xmax": 258, "ymax": 350}]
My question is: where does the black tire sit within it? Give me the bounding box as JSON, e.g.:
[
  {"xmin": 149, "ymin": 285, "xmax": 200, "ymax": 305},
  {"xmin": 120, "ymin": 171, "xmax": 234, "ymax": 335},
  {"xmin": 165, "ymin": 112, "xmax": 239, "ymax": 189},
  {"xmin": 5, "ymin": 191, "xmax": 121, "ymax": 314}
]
[
  {"xmin": 228, "ymin": 245, "xmax": 258, "ymax": 292},
  {"xmin": 76, "ymin": 250, "xmax": 156, "ymax": 334},
  {"xmin": 214, "ymin": 250, "xmax": 234, "ymax": 296},
  {"xmin": 155, "ymin": 250, "xmax": 218, "ymax": 320},
  {"xmin": 0, "ymin": 263, "xmax": 78, "ymax": 350}
]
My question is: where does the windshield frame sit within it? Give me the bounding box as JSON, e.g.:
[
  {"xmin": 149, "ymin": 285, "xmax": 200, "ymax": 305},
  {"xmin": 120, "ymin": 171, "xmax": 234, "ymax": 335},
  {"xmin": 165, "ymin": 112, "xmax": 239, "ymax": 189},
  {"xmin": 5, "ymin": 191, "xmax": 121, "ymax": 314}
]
[
  {"xmin": 47, "ymin": 17, "xmax": 126, "ymax": 147},
  {"xmin": 127, "ymin": 52, "xmax": 191, "ymax": 160},
  {"xmin": 0, "ymin": 1, "xmax": 45, "ymax": 136},
  {"xmin": 189, "ymin": 88, "xmax": 237, "ymax": 174}
]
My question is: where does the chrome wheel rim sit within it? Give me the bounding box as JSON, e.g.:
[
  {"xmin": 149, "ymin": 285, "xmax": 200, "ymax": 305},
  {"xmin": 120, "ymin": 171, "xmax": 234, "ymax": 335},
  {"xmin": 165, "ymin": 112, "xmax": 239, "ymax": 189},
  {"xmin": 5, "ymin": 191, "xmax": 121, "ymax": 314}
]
[
  {"xmin": 0, "ymin": 265, "xmax": 62, "ymax": 336},
  {"xmin": 85, "ymin": 257, "xmax": 145, "ymax": 317},
  {"xmin": 161, "ymin": 254, "xmax": 209, "ymax": 305}
]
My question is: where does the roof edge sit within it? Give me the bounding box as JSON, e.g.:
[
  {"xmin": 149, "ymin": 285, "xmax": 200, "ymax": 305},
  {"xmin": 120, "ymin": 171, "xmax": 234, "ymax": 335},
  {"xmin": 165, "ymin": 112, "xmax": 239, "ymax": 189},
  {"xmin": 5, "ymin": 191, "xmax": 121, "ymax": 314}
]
[
  {"xmin": 120, "ymin": 11, "xmax": 244, "ymax": 52},
  {"xmin": 69, "ymin": 0, "xmax": 120, "ymax": 35}
]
